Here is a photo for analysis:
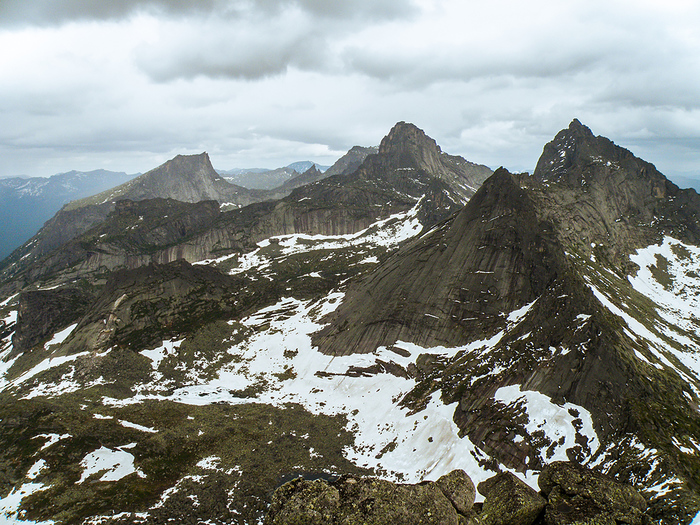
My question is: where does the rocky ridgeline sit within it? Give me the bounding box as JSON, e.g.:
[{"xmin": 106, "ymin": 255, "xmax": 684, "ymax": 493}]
[{"xmin": 265, "ymin": 462, "xmax": 652, "ymax": 525}]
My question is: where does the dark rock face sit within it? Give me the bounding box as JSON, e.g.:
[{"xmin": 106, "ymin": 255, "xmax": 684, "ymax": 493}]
[
  {"xmin": 539, "ymin": 462, "xmax": 648, "ymax": 525},
  {"xmin": 11, "ymin": 287, "xmax": 94, "ymax": 356},
  {"xmin": 313, "ymin": 168, "xmax": 566, "ymax": 355}
]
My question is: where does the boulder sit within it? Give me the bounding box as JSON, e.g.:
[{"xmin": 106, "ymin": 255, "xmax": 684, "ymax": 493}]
[
  {"xmin": 538, "ymin": 461, "xmax": 648, "ymax": 525},
  {"xmin": 266, "ymin": 478, "xmax": 340, "ymax": 525},
  {"xmin": 437, "ymin": 469, "xmax": 476, "ymax": 514},
  {"xmin": 478, "ymin": 472, "xmax": 546, "ymax": 525}
]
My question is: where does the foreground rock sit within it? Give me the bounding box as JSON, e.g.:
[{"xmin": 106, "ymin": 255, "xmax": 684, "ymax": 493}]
[
  {"xmin": 539, "ymin": 462, "xmax": 649, "ymax": 525},
  {"xmin": 265, "ymin": 471, "xmax": 473, "ymax": 525},
  {"xmin": 478, "ymin": 472, "xmax": 546, "ymax": 525},
  {"xmin": 266, "ymin": 463, "xmax": 654, "ymax": 525}
]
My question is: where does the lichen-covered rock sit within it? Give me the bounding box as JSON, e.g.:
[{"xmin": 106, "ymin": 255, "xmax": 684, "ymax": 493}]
[
  {"xmin": 478, "ymin": 472, "xmax": 546, "ymax": 525},
  {"xmin": 265, "ymin": 471, "xmax": 479, "ymax": 525},
  {"xmin": 266, "ymin": 478, "xmax": 340, "ymax": 525},
  {"xmin": 538, "ymin": 461, "xmax": 648, "ymax": 525},
  {"xmin": 437, "ymin": 469, "xmax": 476, "ymax": 514}
]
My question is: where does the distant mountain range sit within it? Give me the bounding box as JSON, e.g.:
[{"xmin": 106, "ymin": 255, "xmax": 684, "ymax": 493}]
[
  {"xmin": 0, "ymin": 153, "xmax": 367, "ymax": 266},
  {"xmin": 0, "ymin": 170, "xmax": 137, "ymax": 261},
  {"xmin": 0, "ymin": 121, "xmax": 698, "ymax": 525},
  {"xmin": 217, "ymin": 161, "xmax": 331, "ymax": 190}
]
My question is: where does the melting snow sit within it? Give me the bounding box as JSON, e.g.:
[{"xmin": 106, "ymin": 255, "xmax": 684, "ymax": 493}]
[
  {"xmin": 78, "ymin": 445, "xmax": 145, "ymax": 483},
  {"xmin": 101, "ymin": 290, "xmax": 576, "ymax": 495},
  {"xmin": 118, "ymin": 420, "xmax": 158, "ymax": 433},
  {"xmin": 34, "ymin": 433, "xmax": 71, "ymax": 451},
  {"xmin": 628, "ymin": 237, "xmax": 700, "ymax": 335},
  {"xmin": 0, "ymin": 482, "xmax": 52, "ymax": 524},
  {"xmin": 44, "ymin": 323, "xmax": 77, "ymax": 349},
  {"xmin": 494, "ymin": 385, "xmax": 599, "ymax": 463},
  {"xmin": 141, "ymin": 339, "xmax": 184, "ymax": 371}
]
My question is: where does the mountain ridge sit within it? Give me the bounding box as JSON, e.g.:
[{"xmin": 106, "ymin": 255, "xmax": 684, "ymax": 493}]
[{"xmin": 0, "ymin": 120, "xmax": 699, "ymax": 524}]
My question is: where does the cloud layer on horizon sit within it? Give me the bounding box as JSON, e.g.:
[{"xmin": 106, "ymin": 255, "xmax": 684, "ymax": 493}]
[{"xmin": 1, "ymin": 0, "xmax": 699, "ymax": 182}]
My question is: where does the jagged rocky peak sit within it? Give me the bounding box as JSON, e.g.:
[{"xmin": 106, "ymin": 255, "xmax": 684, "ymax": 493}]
[
  {"xmin": 124, "ymin": 151, "xmax": 227, "ymax": 201},
  {"xmin": 530, "ymin": 119, "xmax": 700, "ymax": 259},
  {"xmin": 354, "ymin": 121, "xmax": 492, "ymax": 206},
  {"xmin": 378, "ymin": 121, "xmax": 444, "ymax": 168},
  {"xmin": 323, "ymin": 145, "xmax": 378, "ymax": 177},
  {"xmin": 533, "ymin": 118, "xmax": 660, "ymax": 187}
]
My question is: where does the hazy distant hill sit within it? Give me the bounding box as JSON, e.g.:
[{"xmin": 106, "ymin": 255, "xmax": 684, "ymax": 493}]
[
  {"xmin": 0, "ymin": 169, "xmax": 136, "ymax": 261},
  {"xmin": 218, "ymin": 161, "xmax": 330, "ymax": 190}
]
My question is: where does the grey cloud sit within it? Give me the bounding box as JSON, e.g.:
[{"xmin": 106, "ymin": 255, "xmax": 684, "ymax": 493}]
[
  {"xmin": 0, "ymin": 0, "xmax": 231, "ymax": 26},
  {"xmin": 135, "ymin": 21, "xmax": 330, "ymax": 82},
  {"xmin": 0, "ymin": 0, "xmax": 415, "ymax": 27}
]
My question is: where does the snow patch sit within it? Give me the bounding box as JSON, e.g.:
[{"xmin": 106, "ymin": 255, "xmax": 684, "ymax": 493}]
[
  {"xmin": 494, "ymin": 385, "xmax": 599, "ymax": 463},
  {"xmin": 44, "ymin": 323, "xmax": 77, "ymax": 349},
  {"xmin": 78, "ymin": 445, "xmax": 145, "ymax": 483}
]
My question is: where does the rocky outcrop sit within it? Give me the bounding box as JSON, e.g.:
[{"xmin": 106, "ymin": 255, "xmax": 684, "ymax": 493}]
[
  {"xmin": 528, "ymin": 119, "xmax": 700, "ymax": 265},
  {"xmin": 62, "ymin": 260, "xmax": 248, "ymax": 353},
  {"xmin": 265, "ymin": 471, "xmax": 472, "ymax": 525},
  {"xmin": 265, "ymin": 464, "xmax": 652, "ymax": 525},
  {"xmin": 478, "ymin": 472, "xmax": 546, "ymax": 525},
  {"xmin": 323, "ymin": 145, "xmax": 379, "ymax": 177},
  {"xmin": 538, "ymin": 462, "xmax": 649, "ymax": 525},
  {"xmin": 313, "ymin": 167, "xmax": 566, "ymax": 355},
  {"xmin": 10, "ymin": 286, "xmax": 95, "ymax": 357}
]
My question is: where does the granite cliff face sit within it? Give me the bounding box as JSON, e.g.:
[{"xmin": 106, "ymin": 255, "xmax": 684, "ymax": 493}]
[
  {"xmin": 313, "ymin": 168, "xmax": 565, "ymax": 355},
  {"xmin": 0, "ymin": 123, "xmax": 491, "ymax": 294}
]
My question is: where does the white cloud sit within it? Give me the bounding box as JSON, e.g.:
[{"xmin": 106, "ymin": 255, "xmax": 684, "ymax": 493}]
[{"xmin": 0, "ymin": 0, "xmax": 698, "ymax": 183}]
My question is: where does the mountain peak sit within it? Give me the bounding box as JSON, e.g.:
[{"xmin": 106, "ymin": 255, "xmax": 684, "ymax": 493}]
[
  {"xmin": 533, "ymin": 120, "xmax": 621, "ymax": 184},
  {"xmin": 379, "ymin": 122, "xmax": 442, "ymax": 158},
  {"xmin": 567, "ymin": 118, "xmax": 592, "ymax": 134},
  {"xmin": 160, "ymin": 152, "xmax": 215, "ymax": 175}
]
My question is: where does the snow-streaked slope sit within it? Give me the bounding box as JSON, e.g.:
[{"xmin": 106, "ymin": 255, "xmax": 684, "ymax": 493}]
[
  {"xmin": 101, "ymin": 289, "xmax": 597, "ymax": 495},
  {"xmin": 195, "ymin": 199, "xmax": 424, "ymax": 274}
]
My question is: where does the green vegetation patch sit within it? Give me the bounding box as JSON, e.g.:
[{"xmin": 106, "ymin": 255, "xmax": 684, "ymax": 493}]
[
  {"xmin": 649, "ymin": 254, "xmax": 674, "ymax": 290},
  {"xmin": 0, "ymin": 395, "xmax": 369, "ymax": 525}
]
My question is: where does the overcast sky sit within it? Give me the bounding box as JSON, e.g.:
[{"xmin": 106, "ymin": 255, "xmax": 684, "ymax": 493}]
[{"xmin": 1, "ymin": 0, "xmax": 699, "ymax": 184}]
